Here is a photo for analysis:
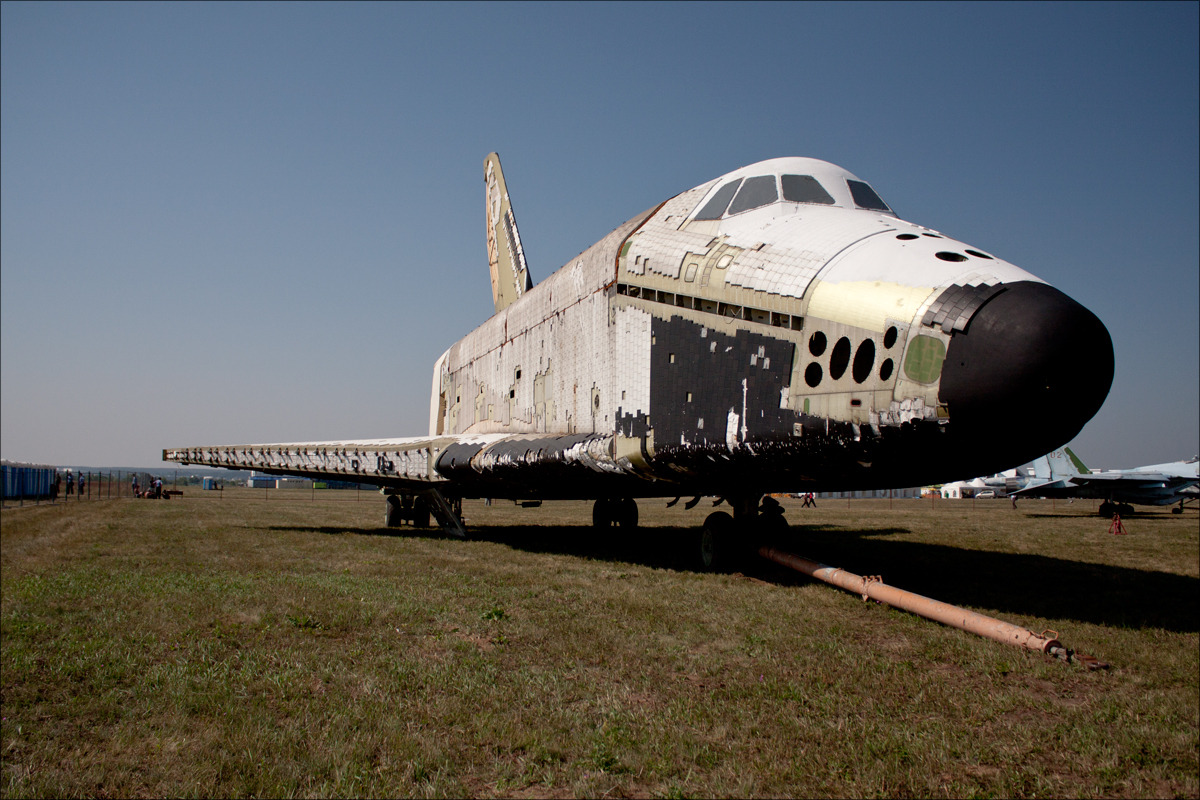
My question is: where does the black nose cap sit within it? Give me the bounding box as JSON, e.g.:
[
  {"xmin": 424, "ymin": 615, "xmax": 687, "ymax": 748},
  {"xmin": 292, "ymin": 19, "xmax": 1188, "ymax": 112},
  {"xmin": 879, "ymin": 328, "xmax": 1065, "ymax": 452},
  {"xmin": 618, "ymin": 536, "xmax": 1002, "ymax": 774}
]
[{"xmin": 939, "ymin": 281, "xmax": 1114, "ymax": 466}]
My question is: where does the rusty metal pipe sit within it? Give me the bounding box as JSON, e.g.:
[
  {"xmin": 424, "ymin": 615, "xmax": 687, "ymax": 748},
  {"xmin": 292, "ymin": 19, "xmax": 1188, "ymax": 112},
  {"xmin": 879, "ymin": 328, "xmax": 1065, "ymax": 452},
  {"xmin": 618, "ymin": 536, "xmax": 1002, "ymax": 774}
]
[{"xmin": 758, "ymin": 545, "xmax": 1072, "ymax": 659}]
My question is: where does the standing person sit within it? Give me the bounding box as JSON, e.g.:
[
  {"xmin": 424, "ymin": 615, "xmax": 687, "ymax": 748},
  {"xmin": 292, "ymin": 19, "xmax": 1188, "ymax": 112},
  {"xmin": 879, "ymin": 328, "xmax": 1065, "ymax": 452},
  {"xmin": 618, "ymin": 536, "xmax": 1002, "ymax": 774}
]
[
  {"xmin": 65, "ymin": 471, "xmax": 74, "ymax": 496},
  {"xmin": 78, "ymin": 475, "xmax": 86, "ymax": 497},
  {"xmin": 153, "ymin": 477, "xmax": 163, "ymax": 499},
  {"xmin": 131, "ymin": 474, "xmax": 140, "ymax": 497}
]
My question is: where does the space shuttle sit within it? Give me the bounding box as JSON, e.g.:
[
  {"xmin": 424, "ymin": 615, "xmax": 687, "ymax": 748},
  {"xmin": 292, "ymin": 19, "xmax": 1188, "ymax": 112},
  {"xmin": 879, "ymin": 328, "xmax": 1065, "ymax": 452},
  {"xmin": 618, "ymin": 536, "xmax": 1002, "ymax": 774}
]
[{"xmin": 165, "ymin": 153, "xmax": 1114, "ymax": 564}]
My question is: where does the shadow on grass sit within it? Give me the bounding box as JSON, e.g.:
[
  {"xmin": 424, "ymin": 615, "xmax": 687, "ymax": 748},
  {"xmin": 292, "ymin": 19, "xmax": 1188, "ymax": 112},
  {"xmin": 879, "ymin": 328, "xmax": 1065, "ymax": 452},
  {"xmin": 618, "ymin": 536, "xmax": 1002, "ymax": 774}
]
[
  {"xmin": 769, "ymin": 524, "xmax": 1198, "ymax": 634},
  {"xmin": 1021, "ymin": 512, "xmax": 1194, "ymax": 520},
  {"xmin": 265, "ymin": 521, "xmax": 1198, "ymax": 634},
  {"xmin": 264, "ymin": 525, "xmax": 419, "ymax": 537}
]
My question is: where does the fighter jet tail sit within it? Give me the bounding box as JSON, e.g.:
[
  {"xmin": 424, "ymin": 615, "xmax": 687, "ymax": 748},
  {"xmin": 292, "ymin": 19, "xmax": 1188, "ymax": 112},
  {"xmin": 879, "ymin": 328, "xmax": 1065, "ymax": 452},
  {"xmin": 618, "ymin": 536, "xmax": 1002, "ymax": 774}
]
[
  {"xmin": 1063, "ymin": 447, "xmax": 1090, "ymax": 474},
  {"xmin": 1031, "ymin": 447, "xmax": 1089, "ymax": 480},
  {"xmin": 484, "ymin": 152, "xmax": 532, "ymax": 314}
]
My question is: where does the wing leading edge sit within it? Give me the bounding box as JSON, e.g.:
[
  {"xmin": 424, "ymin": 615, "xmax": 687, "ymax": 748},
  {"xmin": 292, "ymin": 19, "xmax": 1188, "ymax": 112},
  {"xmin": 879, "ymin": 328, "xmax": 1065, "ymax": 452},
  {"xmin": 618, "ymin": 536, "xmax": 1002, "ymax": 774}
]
[{"xmin": 163, "ymin": 429, "xmax": 666, "ymax": 500}]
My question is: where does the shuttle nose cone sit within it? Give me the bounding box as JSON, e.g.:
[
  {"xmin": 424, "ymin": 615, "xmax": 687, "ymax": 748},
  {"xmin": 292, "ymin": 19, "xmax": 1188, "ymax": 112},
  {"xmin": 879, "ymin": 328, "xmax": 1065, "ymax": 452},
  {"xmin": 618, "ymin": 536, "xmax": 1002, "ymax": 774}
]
[{"xmin": 939, "ymin": 281, "xmax": 1113, "ymax": 468}]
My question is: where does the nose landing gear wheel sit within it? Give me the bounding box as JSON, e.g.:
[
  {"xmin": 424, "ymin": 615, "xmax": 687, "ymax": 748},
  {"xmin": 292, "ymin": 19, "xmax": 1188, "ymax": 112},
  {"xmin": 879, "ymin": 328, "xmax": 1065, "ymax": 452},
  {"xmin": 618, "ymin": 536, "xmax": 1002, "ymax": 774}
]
[
  {"xmin": 699, "ymin": 511, "xmax": 733, "ymax": 571},
  {"xmin": 756, "ymin": 496, "xmax": 789, "ymax": 542}
]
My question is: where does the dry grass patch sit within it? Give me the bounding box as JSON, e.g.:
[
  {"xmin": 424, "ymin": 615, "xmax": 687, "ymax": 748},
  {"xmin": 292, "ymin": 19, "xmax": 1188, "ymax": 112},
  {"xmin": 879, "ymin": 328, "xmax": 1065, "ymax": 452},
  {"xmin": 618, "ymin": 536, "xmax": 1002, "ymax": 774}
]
[{"xmin": 2, "ymin": 495, "xmax": 1197, "ymax": 798}]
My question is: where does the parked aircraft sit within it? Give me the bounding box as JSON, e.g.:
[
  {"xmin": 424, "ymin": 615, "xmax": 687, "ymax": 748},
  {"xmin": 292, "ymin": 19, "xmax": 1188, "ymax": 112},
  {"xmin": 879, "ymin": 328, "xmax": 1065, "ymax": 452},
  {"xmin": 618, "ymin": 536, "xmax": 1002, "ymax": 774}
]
[
  {"xmin": 1012, "ymin": 448, "xmax": 1199, "ymax": 515},
  {"xmin": 164, "ymin": 153, "xmax": 1115, "ymax": 567},
  {"xmin": 940, "ymin": 466, "xmax": 1033, "ymax": 499}
]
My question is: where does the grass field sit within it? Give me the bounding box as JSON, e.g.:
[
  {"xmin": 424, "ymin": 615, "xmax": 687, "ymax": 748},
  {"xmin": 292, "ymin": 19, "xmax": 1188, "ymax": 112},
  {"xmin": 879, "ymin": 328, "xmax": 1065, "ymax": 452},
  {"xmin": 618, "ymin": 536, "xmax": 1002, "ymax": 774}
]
[{"xmin": 2, "ymin": 491, "xmax": 1197, "ymax": 798}]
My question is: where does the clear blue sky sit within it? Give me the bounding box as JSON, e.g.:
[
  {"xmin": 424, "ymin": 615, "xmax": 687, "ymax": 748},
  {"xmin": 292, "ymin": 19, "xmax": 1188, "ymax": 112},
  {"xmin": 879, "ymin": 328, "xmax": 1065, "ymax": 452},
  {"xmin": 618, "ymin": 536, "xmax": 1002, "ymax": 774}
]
[{"xmin": 2, "ymin": 1, "xmax": 1197, "ymax": 472}]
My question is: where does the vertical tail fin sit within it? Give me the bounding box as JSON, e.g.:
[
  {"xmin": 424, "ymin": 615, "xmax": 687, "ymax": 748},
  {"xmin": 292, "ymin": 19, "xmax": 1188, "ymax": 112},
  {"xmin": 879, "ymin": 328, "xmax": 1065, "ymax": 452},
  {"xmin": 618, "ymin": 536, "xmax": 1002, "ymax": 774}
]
[
  {"xmin": 484, "ymin": 153, "xmax": 532, "ymax": 314},
  {"xmin": 1029, "ymin": 448, "xmax": 1087, "ymax": 480},
  {"xmin": 1063, "ymin": 447, "xmax": 1090, "ymax": 474},
  {"xmin": 1043, "ymin": 447, "xmax": 1087, "ymax": 479},
  {"xmin": 1028, "ymin": 455, "xmax": 1052, "ymax": 480}
]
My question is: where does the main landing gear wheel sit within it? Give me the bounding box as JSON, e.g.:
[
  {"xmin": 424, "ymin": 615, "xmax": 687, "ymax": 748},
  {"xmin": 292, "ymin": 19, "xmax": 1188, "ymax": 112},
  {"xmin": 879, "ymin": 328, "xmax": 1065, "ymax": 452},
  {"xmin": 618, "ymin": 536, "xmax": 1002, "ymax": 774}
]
[
  {"xmin": 619, "ymin": 498, "xmax": 638, "ymax": 528},
  {"xmin": 1099, "ymin": 501, "xmax": 1134, "ymax": 518},
  {"xmin": 593, "ymin": 498, "xmax": 638, "ymax": 529},
  {"xmin": 384, "ymin": 494, "xmax": 431, "ymax": 528},
  {"xmin": 413, "ymin": 497, "xmax": 431, "ymax": 528}
]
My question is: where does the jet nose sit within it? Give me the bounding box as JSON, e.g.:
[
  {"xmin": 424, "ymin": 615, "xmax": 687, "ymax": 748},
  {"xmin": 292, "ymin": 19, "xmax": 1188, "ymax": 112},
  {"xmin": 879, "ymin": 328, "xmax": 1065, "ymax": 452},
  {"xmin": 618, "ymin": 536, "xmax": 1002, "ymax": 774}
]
[{"xmin": 938, "ymin": 281, "xmax": 1114, "ymax": 468}]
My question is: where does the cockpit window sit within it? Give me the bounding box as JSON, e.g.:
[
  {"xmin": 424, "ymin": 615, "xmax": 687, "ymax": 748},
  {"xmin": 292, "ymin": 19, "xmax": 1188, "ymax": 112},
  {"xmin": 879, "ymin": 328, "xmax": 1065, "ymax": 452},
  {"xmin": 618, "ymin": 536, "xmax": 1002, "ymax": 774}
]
[
  {"xmin": 694, "ymin": 179, "xmax": 742, "ymax": 220},
  {"xmin": 847, "ymin": 179, "xmax": 891, "ymax": 212},
  {"xmin": 728, "ymin": 175, "xmax": 778, "ymax": 215},
  {"xmin": 781, "ymin": 174, "xmax": 835, "ymax": 205}
]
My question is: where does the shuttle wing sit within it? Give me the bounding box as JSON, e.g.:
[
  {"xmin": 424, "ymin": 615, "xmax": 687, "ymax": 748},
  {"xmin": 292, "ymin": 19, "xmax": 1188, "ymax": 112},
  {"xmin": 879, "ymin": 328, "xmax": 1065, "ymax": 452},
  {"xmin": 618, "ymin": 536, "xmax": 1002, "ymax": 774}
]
[
  {"xmin": 163, "ymin": 429, "xmax": 665, "ymax": 500},
  {"xmin": 164, "ymin": 436, "xmax": 460, "ymax": 490}
]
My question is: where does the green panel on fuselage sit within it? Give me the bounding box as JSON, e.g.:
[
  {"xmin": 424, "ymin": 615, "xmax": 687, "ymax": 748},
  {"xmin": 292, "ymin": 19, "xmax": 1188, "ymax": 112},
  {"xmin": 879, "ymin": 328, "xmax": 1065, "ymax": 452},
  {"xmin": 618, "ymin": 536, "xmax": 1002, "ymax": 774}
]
[{"xmin": 904, "ymin": 335, "xmax": 945, "ymax": 384}]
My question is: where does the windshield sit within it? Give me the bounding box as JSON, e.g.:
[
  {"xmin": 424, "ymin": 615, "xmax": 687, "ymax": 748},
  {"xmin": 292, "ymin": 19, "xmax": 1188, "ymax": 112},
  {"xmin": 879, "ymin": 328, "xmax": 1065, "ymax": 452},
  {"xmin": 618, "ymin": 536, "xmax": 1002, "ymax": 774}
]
[
  {"xmin": 728, "ymin": 175, "xmax": 779, "ymax": 215},
  {"xmin": 847, "ymin": 179, "xmax": 891, "ymax": 212},
  {"xmin": 692, "ymin": 168, "xmax": 890, "ymax": 220},
  {"xmin": 781, "ymin": 174, "xmax": 835, "ymax": 205},
  {"xmin": 694, "ymin": 179, "xmax": 743, "ymax": 220}
]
